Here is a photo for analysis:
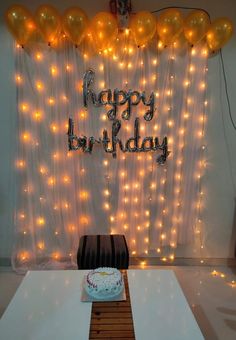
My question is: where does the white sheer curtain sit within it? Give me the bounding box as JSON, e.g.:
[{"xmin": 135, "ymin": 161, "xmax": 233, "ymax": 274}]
[{"xmin": 12, "ymin": 34, "xmax": 208, "ymax": 271}]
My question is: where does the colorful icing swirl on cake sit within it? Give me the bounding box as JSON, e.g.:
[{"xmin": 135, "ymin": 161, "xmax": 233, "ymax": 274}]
[{"xmin": 84, "ymin": 267, "xmax": 124, "ymax": 299}]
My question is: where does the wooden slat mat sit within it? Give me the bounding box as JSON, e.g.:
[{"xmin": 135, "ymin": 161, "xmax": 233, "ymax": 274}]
[{"xmin": 89, "ymin": 271, "xmax": 135, "ymax": 339}]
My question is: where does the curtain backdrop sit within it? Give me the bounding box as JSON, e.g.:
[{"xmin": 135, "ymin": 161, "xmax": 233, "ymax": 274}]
[{"xmin": 12, "ymin": 35, "xmax": 208, "ymax": 271}]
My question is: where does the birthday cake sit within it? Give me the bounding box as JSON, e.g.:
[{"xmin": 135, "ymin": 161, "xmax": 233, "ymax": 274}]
[{"xmin": 84, "ymin": 267, "xmax": 124, "ymax": 299}]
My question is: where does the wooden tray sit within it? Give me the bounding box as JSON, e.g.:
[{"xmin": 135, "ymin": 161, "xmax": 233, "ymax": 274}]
[{"xmin": 89, "ymin": 271, "xmax": 135, "ymax": 339}]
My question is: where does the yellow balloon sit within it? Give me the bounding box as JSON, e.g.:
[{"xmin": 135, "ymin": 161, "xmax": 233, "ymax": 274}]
[
  {"xmin": 157, "ymin": 9, "xmax": 184, "ymax": 46},
  {"xmin": 35, "ymin": 5, "xmax": 61, "ymax": 45},
  {"xmin": 130, "ymin": 11, "xmax": 156, "ymax": 47},
  {"xmin": 206, "ymin": 18, "xmax": 233, "ymax": 51},
  {"xmin": 184, "ymin": 10, "xmax": 210, "ymax": 45},
  {"xmin": 62, "ymin": 7, "xmax": 88, "ymax": 46},
  {"xmin": 5, "ymin": 5, "xmax": 36, "ymax": 46},
  {"xmin": 90, "ymin": 12, "xmax": 118, "ymax": 52}
]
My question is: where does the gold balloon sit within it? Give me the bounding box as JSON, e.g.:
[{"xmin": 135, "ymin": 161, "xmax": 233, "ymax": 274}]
[
  {"xmin": 62, "ymin": 7, "xmax": 88, "ymax": 46},
  {"xmin": 206, "ymin": 18, "xmax": 233, "ymax": 51},
  {"xmin": 157, "ymin": 9, "xmax": 184, "ymax": 46},
  {"xmin": 35, "ymin": 5, "xmax": 61, "ymax": 45},
  {"xmin": 130, "ymin": 11, "xmax": 156, "ymax": 47},
  {"xmin": 184, "ymin": 10, "xmax": 210, "ymax": 45},
  {"xmin": 90, "ymin": 12, "xmax": 118, "ymax": 51},
  {"xmin": 5, "ymin": 5, "xmax": 36, "ymax": 46}
]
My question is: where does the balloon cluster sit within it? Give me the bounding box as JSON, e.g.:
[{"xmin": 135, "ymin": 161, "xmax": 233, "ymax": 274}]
[{"xmin": 5, "ymin": 5, "xmax": 233, "ymax": 53}]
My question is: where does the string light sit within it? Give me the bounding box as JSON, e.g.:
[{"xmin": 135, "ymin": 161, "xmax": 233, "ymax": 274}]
[
  {"xmin": 14, "ymin": 32, "xmax": 210, "ymax": 265},
  {"xmin": 35, "ymin": 81, "xmax": 44, "ymax": 91}
]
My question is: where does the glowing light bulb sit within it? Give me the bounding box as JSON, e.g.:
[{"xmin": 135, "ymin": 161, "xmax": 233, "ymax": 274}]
[
  {"xmin": 120, "ymin": 171, "xmax": 126, "ymax": 178},
  {"xmin": 152, "ymin": 59, "xmax": 157, "ymax": 65},
  {"xmin": 150, "ymin": 182, "xmax": 156, "ymax": 190},
  {"xmin": 200, "ymin": 82, "xmax": 206, "ymax": 90},
  {"xmin": 61, "ymin": 94, "xmax": 68, "ymax": 103},
  {"xmin": 33, "ymin": 110, "xmax": 43, "ymax": 121},
  {"xmin": 161, "ymin": 233, "xmax": 166, "ymax": 240},
  {"xmin": 36, "ymin": 217, "xmax": 45, "ymax": 226},
  {"xmin": 66, "ymin": 64, "xmax": 72, "ymax": 71},
  {"xmin": 122, "ymin": 184, "xmax": 129, "ymax": 191},
  {"xmin": 184, "ymin": 80, "xmax": 190, "ymax": 87},
  {"xmin": 78, "ymin": 110, "xmax": 87, "ymax": 119},
  {"xmin": 50, "ymin": 65, "xmax": 58, "ymax": 77},
  {"xmin": 16, "ymin": 160, "xmax": 25, "ymax": 169},
  {"xmin": 35, "ymin": 81, "xmax": 44, "ymax": 91},
  {"xmin": 21, "ymin": 132, "xmax": 31, "ymax": 143},
  {"xmin": 39, "ymin": 166, "xmax": 47, "ymax": 175},
  {"xmin": 15, "ymin": 74, "xmax": 22, "ymax": 84},
  {"xmin": 20, "ymin": 103, "xmax": 29, "ymax": 113},
  {"xmin": 104, "ymin": 202, "xmax": 110, "ymax": 210},
  {"xmin": 189, "ymin": 65, "xmax": 195, "ymax": 73},
  {"xmin": 37, "ymin": 241, "xmax": 45, "ymax": 250},
  {"xmin": 183, "ymin": 112, "xmax": 189, "ymax": 119},
  {"xmin": 35, "ymin": 52, "xmax": 43, "ymax": 61},
  {"xmin": 19, "ymin": 251, "xmax": 29, "ymax": 261},
  {"xmin": 124, "ymin": 197, "xmax": 129, "ymax": 203},
  {"xmin": 119, "ymin": 62, "xmax": 124, "ymax": 69},
  {"xmin": 63, "ymin": 175, "xmax": 70, "ymax": 184},
  {"xmin": 50, "ymin": 123, "xmax": 59, "ymax": 133},
  {"xmin": 47, "ymin": 176, "xmax": 56, "ymax": 186},
  {"xmin": 104, "ymin": 189, "xmax": 110, "ymax": 196},
  {"xmin": 103, "ymin": 160, "xmax": 109, "ymax": 166},
  {"xmin": 47, "ymin": 97, "xmax": 55, "ymax": 106},
  {"xmin": 79, "ymin": 190, "xmax": 89, "ymax": 200},
  {"xmin": 52, "ymin": 252, "xmax": 60, "ymax": 260}
]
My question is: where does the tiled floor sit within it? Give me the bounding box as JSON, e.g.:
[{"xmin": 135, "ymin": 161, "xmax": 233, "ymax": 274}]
[{"xmin": 0, "ymin": 265, "xmax": 236, "ymax": 339}]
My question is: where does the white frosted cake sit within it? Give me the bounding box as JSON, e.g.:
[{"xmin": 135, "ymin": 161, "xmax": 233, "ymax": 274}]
[{"xmin": 84, "ymin": 267, "xmax": 124, "ymax": 299}]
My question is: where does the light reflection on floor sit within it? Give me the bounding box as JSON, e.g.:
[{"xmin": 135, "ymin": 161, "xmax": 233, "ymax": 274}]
[{"xmin": 0, "ymin": 265, "xmax": 235, "ymax": 339}]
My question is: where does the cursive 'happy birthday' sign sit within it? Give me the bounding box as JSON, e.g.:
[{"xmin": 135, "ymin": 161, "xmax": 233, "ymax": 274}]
[{"xmin": 67, "ymin": 69, "xmax": 169, "ymax": 165}]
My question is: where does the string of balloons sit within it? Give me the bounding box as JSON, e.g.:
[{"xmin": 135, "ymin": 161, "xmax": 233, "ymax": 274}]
[{"xmin": 5, "ymin": 4, "xmax": 233, "ymax": 53}]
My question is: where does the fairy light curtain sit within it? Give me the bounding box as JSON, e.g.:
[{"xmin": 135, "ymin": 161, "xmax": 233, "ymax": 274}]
[{"xmin": 12, "ymin": 35, "xmax": 208, "ymax": 271}]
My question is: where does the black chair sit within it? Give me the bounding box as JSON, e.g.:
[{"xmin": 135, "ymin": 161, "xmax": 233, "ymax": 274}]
[{"xmin": 77, "ymin": 234, "xmax": 129, "ymax": 269}]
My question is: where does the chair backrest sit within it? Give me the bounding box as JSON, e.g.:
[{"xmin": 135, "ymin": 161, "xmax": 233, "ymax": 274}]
[{"xmin": 77, "ymin": 234, "xmax": 129, "ymax": 269}]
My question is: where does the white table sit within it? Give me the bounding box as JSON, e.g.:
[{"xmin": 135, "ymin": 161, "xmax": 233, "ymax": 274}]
[
  {"xmin": 0, "ymin": 269, "xmax": 203, "ymax": 340},
  {"xmin": 0, "ymin": 270, "xmax": 92, "ymax": 340},
  {"xmin": 128, "ymin": 270, "xmax": 204, "ymax": 340}
]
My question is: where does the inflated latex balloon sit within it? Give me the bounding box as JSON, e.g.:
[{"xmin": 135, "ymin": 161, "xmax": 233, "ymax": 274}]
[
  {"xmin": 206, "ymin": 18, "xmax": 233, "ymax": 52},
  {"xmin": 62, "ymin": 7, "xmax": 88, "ymax": 46},
  {"xmin": 130, "ymin": 11, "xmax": 156, "ymax": 47},
  {"xmin": 90, "ymin": 12, "xmax": 118, "ymax": 51},
  {"xmin": 35, "ymin": 5, "xmax": 61, "ymax": 45},
  {"xmin": 184, "ymin": 10, "xmax": 210, "ymax": 46},
  {"xmin": 5, "ymin": 5, "xmax": 36, "ymax": 46},
  {"xmin": 157, "ymin": 9, "xmax": 184, "ymax": 46}
]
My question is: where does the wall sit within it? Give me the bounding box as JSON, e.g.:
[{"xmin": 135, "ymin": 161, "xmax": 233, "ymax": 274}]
[{"xmin": 0, "ymin": 0, "xmax": 236, "ymax": 260}]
